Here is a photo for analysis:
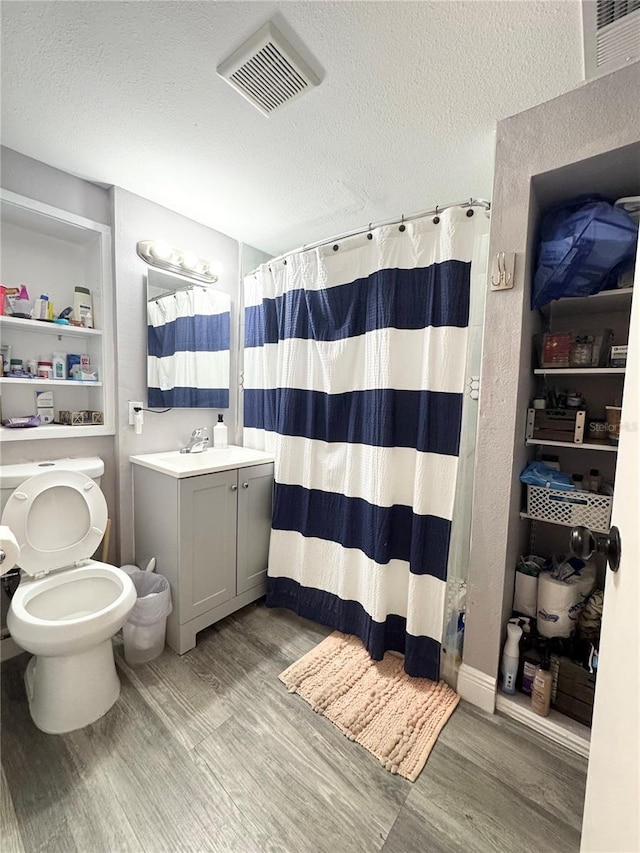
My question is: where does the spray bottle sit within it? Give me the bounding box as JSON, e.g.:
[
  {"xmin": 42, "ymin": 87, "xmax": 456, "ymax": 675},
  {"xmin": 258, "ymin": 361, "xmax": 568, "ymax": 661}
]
[{"xmin": 501, "ymin": 621, "xmax": 523, "ymax": 695}]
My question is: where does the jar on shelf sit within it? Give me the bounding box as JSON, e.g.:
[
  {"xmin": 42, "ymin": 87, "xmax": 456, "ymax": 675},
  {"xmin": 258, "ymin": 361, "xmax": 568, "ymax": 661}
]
[
  {"xmin": 570, "ymin": 335, "xmax": 593, "ymax": 367},
  {"xmin": 37, "ymin": 360, "xmax": 53, "ymax": 379}
]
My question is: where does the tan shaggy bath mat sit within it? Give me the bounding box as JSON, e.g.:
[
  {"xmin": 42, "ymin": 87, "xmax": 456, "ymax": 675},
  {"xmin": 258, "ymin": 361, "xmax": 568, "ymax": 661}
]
[{"xmin": 279, "ymin": 631, "xmax": 460, "ymax": 781}]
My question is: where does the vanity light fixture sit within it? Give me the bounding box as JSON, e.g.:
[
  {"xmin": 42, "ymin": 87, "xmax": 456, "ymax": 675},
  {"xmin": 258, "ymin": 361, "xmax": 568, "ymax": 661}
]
[{"xmin": 136, "ymin": 241, "xmax": 220, "ymax": 283}]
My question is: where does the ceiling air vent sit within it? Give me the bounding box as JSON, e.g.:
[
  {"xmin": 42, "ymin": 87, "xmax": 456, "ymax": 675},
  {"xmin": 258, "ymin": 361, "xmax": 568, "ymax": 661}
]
[
  {"xmin": 217, "ymin": 22, "xmax": 321, "ymax": 116},
  {"xmin": 583, "ymin": 0, "xmax": 640, "ymax": 78}
]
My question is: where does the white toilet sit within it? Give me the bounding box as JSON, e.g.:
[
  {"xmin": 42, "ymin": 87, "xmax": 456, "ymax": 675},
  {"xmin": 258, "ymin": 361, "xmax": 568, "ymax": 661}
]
[{"xmin": 0, "ymin": 457, "xmax": 135, "ymax": 734}]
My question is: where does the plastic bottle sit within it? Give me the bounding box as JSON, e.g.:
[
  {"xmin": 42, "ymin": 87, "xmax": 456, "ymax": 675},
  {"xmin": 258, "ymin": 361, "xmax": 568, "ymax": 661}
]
[
  {"xmin": 52, "ymin": 352, "xmax": 66, "ymax": 380},
  {"xmin": 571, "ymin": 473, "xmax": 585, "ymax": 491},
  {"xmin": 588, "ymin": 468, "xmax": 602, "ymax": 493},
  {"xmin": 213, "ymin": 413, "xmax": 228, "ymax": 449},
  {"xmin": 501, "ymin": 621, "xmax": 522, "ymax": 695},
  {"xmin": 531, "ymin": 660, "xmax": 553, "ymax": 716}
]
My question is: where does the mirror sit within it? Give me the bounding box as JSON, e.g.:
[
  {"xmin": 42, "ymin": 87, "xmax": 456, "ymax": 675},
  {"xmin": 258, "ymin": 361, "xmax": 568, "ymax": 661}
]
[{"xmin": 147, "ymin": 269, "xmax": 231, "ymax": 408}]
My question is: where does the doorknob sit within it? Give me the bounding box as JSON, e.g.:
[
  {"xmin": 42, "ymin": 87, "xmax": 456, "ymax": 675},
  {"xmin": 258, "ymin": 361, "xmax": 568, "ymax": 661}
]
[
  {"xmin": 242, "ymin": 482, "xmax": 249, "ymax": 489},
  {"xmin": 569, "ymin": 525, "xmax": 622, "ymax": 572},
  {"xmin": 230, "ymin": 484, "xmax": 238, "ymax": 492}
]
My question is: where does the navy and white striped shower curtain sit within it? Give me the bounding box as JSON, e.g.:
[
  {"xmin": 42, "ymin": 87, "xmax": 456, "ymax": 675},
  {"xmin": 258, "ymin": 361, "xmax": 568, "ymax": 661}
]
[
  {"xmin": 244, "ymin": 207, "xmax": 483, "ymax": 680},
  {"xmin": 148, "ymin": 287, "xmax": 230, "ymax": 408}
]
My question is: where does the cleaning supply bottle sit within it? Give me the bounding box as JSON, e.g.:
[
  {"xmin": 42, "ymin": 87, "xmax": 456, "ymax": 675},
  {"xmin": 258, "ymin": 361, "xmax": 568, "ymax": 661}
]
[
  {"xmin": 501, "ymin": 621, "xmax": 522, "ymax": 695},
  {"xmin": 531, "ymin": 659, "xmax": 553, "ymax": 716},
  {"xmin": 213, "ymin": 413, "xmax": 228, "ymax": 449},
  {"xmin": 588, "ymin": 468, "xmax": 602, "ymax": 493}
]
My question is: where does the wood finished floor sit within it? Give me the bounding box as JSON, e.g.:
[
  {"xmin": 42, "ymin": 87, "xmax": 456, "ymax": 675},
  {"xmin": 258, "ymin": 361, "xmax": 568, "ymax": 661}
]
[{"xmin": 1, "ymin": 602, "xmax": 587, "ymax": 853}]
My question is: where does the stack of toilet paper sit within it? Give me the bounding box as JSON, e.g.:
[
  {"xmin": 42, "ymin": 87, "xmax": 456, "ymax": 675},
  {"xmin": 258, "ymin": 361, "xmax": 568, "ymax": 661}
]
[{"xmin": 537, "ymin": 560, "xmax": 596, "ymax": 638}]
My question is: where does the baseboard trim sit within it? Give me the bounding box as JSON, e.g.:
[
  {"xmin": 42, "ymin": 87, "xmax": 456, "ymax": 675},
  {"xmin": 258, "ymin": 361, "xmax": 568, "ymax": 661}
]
[
  {"xmin": 457, "ymin": 663, "xmax": 497, "ymax": 713},
  {"xmin": 1, "ymin": 635, "xmax": 25, "ymax": 663},
  {"xmin": 496, "ymin": 692, "xmax": 590, "ymax": 758}
]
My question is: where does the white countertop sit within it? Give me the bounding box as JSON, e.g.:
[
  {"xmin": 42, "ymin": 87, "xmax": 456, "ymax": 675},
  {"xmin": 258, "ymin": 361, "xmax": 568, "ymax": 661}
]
[{"xmin": 130, "ymin": 446, "xmax": 274, "ymax": 478}]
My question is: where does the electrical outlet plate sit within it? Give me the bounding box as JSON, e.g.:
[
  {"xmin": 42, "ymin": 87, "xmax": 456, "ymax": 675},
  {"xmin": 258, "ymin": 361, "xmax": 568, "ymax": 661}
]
[{"xmin": 128, "ymin": 401, "xmax": 144, "ymax": 426}]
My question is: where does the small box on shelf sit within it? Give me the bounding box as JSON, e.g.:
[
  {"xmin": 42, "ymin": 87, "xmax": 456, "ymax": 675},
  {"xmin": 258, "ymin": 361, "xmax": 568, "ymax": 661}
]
[
  {"xmin": 59, "ymin": 410, "xmax": 104, "ymax": 426},
  {"xmin": 536, "ymin": 329, "xmax": 613, "ymax": 369},
  {"xmin": 526, "ymin": 407, "xmax": 586, "ymax": 444}
]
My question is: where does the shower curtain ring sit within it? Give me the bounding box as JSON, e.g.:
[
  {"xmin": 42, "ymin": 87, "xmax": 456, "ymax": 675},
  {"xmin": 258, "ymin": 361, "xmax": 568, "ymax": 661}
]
[
  {"xmin": 399, "ymin": 214, "xmax": 406, "ymax": 233},
  {"xmin": 367, "ymin": 223, "xmax": 373, "ymax": 240},
  {"xmin": 433, "ymin": 205, "xmax": 440, "ymax": 225}
]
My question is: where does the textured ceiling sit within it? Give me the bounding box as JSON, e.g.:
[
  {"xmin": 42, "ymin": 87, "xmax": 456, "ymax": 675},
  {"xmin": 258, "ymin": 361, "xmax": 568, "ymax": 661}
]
[{"xmin": 1, "ymin": 1, "xmax": 584, "ymax": 255}]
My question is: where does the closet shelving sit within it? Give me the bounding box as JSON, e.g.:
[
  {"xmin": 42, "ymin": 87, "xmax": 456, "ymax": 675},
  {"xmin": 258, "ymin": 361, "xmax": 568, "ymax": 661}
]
[
  {"xmin": 525, "ymin": 439, "xmax": 617, "ymax": 452},
  {"xmin": 533, "ymin": 367, "xmax": 625, "ymax": 375},
  {"xmin": 0, "ymin": 190, "xmax": 114, "ymax": 442},
  {"xmin": 499, "ymin": 213, "xmax": 636, "ymax": 755}
]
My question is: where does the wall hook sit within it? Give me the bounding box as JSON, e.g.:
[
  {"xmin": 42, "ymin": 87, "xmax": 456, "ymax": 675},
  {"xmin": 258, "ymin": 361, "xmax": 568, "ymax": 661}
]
[{"xmin": 490, "ymin": 251, "xmax": 516, "ymax": 290}]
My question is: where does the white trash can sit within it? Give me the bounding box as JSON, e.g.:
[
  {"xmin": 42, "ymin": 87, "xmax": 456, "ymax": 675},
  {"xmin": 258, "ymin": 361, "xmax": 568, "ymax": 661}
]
[{"xmin": 122, "ymin": 568, "xmax": 172, "ymax": 665}]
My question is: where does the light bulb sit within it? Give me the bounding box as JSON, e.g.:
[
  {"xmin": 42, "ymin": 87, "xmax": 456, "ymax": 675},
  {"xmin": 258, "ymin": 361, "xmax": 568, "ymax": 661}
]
[
  {"xmin": 150, "ymin": 240, "xmax": 174, "ymax": 261},
  {"xmin": 181, "ymin": 251, "xmax": 200, "ymax": 271},
  {"xmin": 207, "ymin": 260, "xmax": 221, "ymax": 279}
]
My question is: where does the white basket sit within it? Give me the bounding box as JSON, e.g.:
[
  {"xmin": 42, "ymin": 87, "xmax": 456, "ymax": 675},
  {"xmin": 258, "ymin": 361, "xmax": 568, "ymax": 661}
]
[{"xmin": 526, "ymin": 485, "xmax": 612, "ymax": 533}]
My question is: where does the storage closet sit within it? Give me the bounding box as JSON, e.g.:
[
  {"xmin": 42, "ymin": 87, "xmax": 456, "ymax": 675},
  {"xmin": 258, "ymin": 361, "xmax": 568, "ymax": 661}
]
[{"xmin": 494, "ymin": 148, "xmax": 639, "ymax": 757}]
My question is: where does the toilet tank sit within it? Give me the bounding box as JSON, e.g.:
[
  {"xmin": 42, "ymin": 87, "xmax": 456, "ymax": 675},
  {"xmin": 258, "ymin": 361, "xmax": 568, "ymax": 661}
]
[{"xmin": 0, "ymin": 457, "xmax": 104, "ymax": 517}]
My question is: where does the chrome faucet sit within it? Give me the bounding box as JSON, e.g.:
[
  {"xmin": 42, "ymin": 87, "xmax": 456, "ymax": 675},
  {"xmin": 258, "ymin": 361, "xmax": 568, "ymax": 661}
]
[{"xmin": 180, "ymin": 427, "xmax": 209, "ymax": 454}]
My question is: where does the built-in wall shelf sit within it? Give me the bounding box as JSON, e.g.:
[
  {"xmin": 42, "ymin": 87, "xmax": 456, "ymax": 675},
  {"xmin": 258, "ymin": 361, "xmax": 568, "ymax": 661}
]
[
  {"xmin": 0, "ymin": 189, "xmax": 114, "ymax": 440},
  {"xmin": 540, "ymin": 287, "xmax": 634, "ymax": 318},
  {"xmin": 526, "ymin": 438, "xmax": 618, "ymax": 452},
  {"xmin": 533, "ymin": 368, "xmax": 625, "ymax": 376},
  {"xmin": 0, "ymin": 424, "xmax": 114, "ymax": 442},
  {"xmin": 496, "ymin": 692, "xmax": 590, "ymax": 759},
  {"xmin": 0, "ymin": 378, "xmax": 102, "ymax": 387},
  {"xmin": 0, "ymin": 315, "xmax": 102, "ymax": 338}
]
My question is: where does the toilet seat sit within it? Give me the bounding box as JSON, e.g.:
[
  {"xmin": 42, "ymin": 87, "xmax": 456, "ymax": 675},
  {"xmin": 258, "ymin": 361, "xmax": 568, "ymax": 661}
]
[{"xmin": 1, "ymin": 470, "xmax": 107, "ymax": 578}]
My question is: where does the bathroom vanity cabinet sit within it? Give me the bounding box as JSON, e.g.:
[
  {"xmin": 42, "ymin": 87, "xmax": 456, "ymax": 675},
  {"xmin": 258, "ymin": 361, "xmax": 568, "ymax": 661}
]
[{"xmin": 131, "ymin": 447, "xmax": 274, "ymax": 653}]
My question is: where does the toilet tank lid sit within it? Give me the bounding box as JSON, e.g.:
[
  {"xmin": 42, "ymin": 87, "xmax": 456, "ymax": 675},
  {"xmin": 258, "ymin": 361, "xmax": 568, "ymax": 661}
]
[{"xmin": 0, "ymin": 457, "xmax": 104, "ymax": 490}]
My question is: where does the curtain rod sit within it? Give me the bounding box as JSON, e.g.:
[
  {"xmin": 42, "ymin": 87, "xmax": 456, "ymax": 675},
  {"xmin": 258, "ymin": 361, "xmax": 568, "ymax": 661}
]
[{"xmin": 249, "ymin": 197, "xmax": 491, "ymax": 274}]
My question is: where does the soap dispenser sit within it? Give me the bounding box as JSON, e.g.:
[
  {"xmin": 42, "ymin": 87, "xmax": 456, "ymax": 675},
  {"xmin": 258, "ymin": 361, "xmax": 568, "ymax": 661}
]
[{"xmin": 213, "ymin": 413, "xmax": 228, "ymax": 449}]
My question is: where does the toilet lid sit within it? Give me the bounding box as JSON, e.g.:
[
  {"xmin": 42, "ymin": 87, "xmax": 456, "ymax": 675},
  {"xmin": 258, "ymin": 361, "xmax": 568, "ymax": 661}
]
[{"xmin": 0, "ymin": 470, "xmax": 107, "ymax": 577}]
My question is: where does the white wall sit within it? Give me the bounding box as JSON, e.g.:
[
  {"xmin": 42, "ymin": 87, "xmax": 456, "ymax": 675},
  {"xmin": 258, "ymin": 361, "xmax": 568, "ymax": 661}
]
[{"xmin": 112, "ymin": 187, "xmax": 241, "ymax": 563}]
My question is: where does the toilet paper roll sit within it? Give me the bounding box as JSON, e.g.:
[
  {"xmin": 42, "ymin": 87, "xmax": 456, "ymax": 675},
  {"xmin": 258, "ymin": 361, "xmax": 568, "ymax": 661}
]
[
  {"xmin": 536, "ymin": 563, "xmax": 596, "ymax": 638},
  {"xmin": 0, "ymin": 526, "xmax": 20, "ymax": 575}
]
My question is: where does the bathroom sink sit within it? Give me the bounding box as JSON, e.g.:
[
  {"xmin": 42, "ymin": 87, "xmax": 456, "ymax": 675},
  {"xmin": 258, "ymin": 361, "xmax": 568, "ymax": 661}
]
[{"xmin": 130, "ymin": 445, "xmax": 274, "ymax": 478}]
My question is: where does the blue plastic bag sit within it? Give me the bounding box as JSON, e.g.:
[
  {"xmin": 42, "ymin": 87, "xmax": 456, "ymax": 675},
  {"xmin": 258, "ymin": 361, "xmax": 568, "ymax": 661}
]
[
  {"xmin": 520, "ymin": 461, "xmax": 574, "ymax": 491},
  {"xmin": 532, "ymin": 196, "xmax": 638, "ymax": 310}
]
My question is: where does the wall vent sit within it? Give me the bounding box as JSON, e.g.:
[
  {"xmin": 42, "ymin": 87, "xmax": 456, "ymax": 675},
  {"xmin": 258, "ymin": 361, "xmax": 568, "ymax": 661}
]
[
  {"xmin": 217, "ymin": 22, "xmax": 321, "ymax": 116},
  {"xmin": 583, "ymin": 0, "xmax": 640, "ymax": 78}
]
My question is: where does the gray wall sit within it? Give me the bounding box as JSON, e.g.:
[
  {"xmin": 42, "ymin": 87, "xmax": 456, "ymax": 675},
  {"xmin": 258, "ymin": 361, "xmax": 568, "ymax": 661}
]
[
  {"xmin": 238, "ymin": 243, "xmax": 272, "ymax": 446},
  {"xmin": 0, "ymin": 147, "xmax": 118, "ymax": 563},
  {"xmin": 1, "ymin": 147, "xmax": 111, "ymax": 226},
  {"xmin": 112, "ymin": 187, "xmax": 241, "ymax": 564},
  {"xmin": 463, "ymin": 63, "xmax": 640, "ymax": 682},
  {"xmin": 1, "ymin": 149, "xmax": 248, "ymax": 567}
]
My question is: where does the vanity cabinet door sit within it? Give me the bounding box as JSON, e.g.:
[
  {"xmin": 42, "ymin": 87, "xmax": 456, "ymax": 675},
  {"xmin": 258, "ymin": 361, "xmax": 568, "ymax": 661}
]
[
  {"xmin": 236, "ymin": 463, "xmax": 274, "ymax": 595},
  {"xmin": 178, "ymin": 469, "xmax": 237, "ymax": 621}
]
